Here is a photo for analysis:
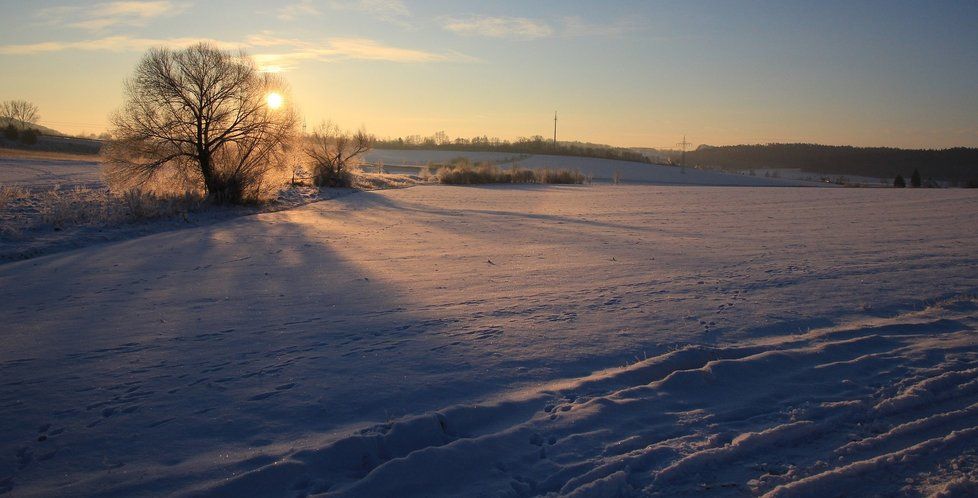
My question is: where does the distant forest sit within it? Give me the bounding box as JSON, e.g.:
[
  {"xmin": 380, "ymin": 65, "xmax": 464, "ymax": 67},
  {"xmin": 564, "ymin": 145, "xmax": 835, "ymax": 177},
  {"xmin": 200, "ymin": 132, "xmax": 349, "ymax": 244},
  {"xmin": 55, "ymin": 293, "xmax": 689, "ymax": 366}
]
[
  {"xmin": 675, "ymin": 144, "xmax": 978, "ymax": 184},
  {"xmin": 375, "ymin": 133, "xmax": 652, "ymax": 164}
]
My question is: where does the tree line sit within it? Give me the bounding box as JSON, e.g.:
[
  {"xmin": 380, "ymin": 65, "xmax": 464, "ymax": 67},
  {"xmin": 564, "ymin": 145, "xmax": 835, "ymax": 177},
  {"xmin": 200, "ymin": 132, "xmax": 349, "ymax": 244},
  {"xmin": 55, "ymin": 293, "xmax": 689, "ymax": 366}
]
[
  {"xmin": 375, "ymin": 134, "xmax": 652, "ymax": 164},
  {"xmin": 675, "ymin": 143, "xmax": 978, "ymax": 185}
]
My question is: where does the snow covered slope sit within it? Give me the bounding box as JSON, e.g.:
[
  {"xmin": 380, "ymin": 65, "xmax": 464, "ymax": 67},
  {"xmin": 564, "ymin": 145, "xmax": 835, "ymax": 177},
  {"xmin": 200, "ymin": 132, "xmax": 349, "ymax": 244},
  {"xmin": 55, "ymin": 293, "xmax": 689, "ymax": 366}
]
[
  {"xmin": 1, "ymin": 185, "xmax": 976, "ymax": 496},
  {"xmin": 363, "ymin": 149, "xmax": 819, "ymax": 186}
]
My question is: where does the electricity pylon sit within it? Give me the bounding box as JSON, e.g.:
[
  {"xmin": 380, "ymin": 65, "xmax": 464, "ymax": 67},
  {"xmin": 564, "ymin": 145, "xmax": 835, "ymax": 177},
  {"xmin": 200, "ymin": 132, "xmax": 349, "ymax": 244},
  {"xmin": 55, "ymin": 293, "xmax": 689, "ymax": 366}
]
[
  {"xmin": 553, "ymin": 111, "xmax": 558, "ymax": 150},
  {"xmin": 676, "ymin": 135, "xmax": 691, "ymax": 168}
]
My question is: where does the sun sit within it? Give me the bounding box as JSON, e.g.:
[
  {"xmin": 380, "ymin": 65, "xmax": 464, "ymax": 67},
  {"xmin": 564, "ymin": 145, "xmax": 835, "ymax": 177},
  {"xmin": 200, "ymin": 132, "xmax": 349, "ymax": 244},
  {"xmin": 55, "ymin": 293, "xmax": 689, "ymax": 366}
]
[{"xmin": 265, "ymin": 92, "xmax": 284, "ymax": 110}]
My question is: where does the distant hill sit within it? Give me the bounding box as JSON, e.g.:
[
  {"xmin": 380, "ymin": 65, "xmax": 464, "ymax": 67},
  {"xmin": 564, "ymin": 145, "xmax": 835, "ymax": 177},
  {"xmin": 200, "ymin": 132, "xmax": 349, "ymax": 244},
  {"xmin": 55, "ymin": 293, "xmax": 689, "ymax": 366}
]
[
  {"xmin": 629, "ymin": 147, "xmax": 673, "ymax": 163},
  {"xmin": 667, "ymin": 143, "xmax": 978, "ymax": 184},
  {"xmin": 0, "ymin": 118, "xmax": 66, "ymax": 137},
  {"xmin": 1, "ymin": 119, "xmax": 101, "ymax": 155}
]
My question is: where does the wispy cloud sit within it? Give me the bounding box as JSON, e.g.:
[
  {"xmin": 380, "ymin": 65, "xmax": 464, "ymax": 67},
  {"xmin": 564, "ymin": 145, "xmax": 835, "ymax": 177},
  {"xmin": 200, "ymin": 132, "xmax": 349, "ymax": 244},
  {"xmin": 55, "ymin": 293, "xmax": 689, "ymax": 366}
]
[
  {"xmin": 0, "ymin": 36, "xmax": 241, "ymax": 55},
  {"xmin": 0, "ymin": 33, "xmax": 474, "ymax": 68},
  {"xmin": 560, "ymin": 16, "xmax": 641, "ymax": 37},
  {"xmin": 440, "ymin": 14, "xmax": 643, "ymax": 40},
  {"xmin": 327, "ymin": 0, "xmax": 412, "ymax": 27},
  {"xmin": 441, "ymin": 15, "xmax": 553, "ymax": 40},
  {"xmin": 39, "ymin": 1, "xmax": 190, "ymax": 31},
  {"xmin": 328, "ymin": 0, "xmax": 411, "ymax": 19},
  {"xmin": 277, "ymin": 0, "xmax": 321, "ymax": 21},
  {"xmin": 275, "ymin": 1, "xmax": 412, "ymax": 27},
  {"xmin": 247, "ymin": 34, "xmax": 475, "ymax": 70}
]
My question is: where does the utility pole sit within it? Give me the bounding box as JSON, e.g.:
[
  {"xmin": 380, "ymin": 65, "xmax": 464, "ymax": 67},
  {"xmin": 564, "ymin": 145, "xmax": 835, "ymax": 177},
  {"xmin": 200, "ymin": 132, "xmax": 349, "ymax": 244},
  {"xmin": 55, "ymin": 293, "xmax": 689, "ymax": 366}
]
[
  {"xmin": 676, "ymin": 135, "xmax": 691, "ymax": 168},
  {"xmin": 553, "ymin": 111, "xmax": 558, "ymax": 150}
]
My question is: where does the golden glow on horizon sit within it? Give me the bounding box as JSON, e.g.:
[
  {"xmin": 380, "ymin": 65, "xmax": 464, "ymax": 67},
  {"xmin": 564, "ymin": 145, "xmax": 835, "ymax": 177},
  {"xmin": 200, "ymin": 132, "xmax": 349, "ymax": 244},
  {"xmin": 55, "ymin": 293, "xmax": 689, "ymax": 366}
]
[{"xmin": 265, "ymin": 92, "xmax": 283, "ymax": 110}]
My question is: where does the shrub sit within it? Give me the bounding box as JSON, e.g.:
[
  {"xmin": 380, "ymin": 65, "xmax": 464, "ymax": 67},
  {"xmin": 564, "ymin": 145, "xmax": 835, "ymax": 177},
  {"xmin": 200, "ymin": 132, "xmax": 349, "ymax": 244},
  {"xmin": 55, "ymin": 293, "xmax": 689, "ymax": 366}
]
[
  {"xmin": 535, "ymin": 168, "xmax": 587, "ymax": 184},
  {"xmin": 304, "ymin": 122, "xmax": 373, "ymax": 188},
  {"xmin": 510, "ymin": 167, "xmax": 537, "ymax": 183},
  {"xmin": 311, "ymin": 163, "xmax": 354, "ymax": 188},
  {"xmin": 436, "ymin": 163, "xmax": 508, "ymax": 184},
  {"xmin": 435, "ymin": 162, "xmax": 586, "ymax": 185},
  {"xmin": 2, "ymin": 124, "xmax": 17, "ymax": 141}
]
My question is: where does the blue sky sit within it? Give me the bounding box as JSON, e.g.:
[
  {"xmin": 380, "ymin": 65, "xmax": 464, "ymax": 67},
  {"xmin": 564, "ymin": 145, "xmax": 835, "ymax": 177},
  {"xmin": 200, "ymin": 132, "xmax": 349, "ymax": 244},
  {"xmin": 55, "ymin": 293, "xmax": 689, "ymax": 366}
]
[{"xmin": 1, "ymin": 0, "xmax": 976, "ymax": 148}]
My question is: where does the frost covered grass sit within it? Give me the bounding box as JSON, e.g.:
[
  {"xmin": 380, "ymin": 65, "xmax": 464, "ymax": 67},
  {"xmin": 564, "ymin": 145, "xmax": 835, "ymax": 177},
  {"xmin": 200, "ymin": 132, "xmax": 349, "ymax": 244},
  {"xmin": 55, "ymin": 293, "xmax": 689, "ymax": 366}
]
[
  {"xmin": 0, "ymin": 185, "xmax": 28, "ymax": 209},
  {"xmin": 8, "ymin": 185, "xmax": 203, "ymax": 231},
  {"xmin": 434, "ymin": 158, "xmax": 588, "ymax": 185},
  {"xmin": 0, "ymin": 155, "xmax": 426, "ymax": 261},
  {"xmin": 350, "ymin": 170, "xmax": 424, "ymax": 190}
]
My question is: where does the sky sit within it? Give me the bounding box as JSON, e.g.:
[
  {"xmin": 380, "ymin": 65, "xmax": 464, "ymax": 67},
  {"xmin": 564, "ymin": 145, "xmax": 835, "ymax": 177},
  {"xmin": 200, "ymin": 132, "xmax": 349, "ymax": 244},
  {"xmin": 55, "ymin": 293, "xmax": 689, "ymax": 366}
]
[{"xmin": 1, "ymin": 0, "xmax": 976, "ymax": 149}]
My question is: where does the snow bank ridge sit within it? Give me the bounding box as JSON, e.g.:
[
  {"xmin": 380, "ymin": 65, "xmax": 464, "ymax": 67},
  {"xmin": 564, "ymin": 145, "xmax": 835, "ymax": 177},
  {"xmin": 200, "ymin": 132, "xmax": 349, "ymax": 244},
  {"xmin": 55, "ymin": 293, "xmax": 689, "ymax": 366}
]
[{"xmin": 197, "ymin": 298, "xmax": 978, "ymax": 497}]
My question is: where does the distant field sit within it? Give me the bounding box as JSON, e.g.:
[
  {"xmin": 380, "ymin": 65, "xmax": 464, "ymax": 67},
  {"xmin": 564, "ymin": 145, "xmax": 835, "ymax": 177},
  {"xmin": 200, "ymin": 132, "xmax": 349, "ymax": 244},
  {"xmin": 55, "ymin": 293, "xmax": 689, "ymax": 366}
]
[
  {"xmin": 0, "ymin": 134, "xmax": 102, "ymax": 154},
  {"xmin": 364, "ymin": 148, "xmax": 824, "ymax": 186},
  {"xmin": 0, "ymin": 156, "xmax": 102, "ymax": 189},
  {"xmin": 2, "ymin": 150, "xmax": 830, "ymax": 192},
  {"xmin": 0, "ymin": 147, "xmax": 101, "ymax": 163}
]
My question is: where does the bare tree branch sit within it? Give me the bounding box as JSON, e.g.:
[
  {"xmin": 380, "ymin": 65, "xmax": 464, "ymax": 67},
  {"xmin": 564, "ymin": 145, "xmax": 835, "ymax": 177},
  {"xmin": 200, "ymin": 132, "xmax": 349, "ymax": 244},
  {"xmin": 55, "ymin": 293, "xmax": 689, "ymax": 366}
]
[
  {"xmin": 304, "ymin": 121, "xmax": 374, "ymax": 187},
  {"xmin": 103, "ymin": 43, "xmax": 298, "ymax": 203},
  {"xmin": 0, "ymin": 100, "xmax": 40, "ymax": 128}
]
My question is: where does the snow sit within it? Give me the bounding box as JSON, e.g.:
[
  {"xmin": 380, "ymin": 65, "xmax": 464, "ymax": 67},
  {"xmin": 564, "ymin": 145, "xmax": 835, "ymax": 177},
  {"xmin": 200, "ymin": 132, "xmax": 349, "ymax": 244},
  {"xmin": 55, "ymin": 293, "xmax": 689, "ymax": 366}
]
[
  {"xmin": 0, "ymin": 157, "xmax": 102, "ymax": 189},
  {"xmin": 1, "ymin": 185, "xmax": 977, "ymax": 496},
  {"xmin": 363, "ymin": 149, "xmax": 822, "ymax": 186}
]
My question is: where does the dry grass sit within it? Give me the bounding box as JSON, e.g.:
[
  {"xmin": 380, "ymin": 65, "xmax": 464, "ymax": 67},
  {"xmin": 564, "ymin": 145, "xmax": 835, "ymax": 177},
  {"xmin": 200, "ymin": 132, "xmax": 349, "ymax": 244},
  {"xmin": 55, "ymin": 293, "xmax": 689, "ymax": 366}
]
[
  {"xmin": 351, "ymin": 171, "xmax": 424, "ymax": 190},
  {"xmin": 434, "ymin": 160, "xmax": 588, "ymax": 185},
  {"xmin": 0, "ymin": 185, "xmax": 29, "ymax": 209},
  {"xmin": 29, "ymin": 186, "xmax": 204, "ymax": 230}
]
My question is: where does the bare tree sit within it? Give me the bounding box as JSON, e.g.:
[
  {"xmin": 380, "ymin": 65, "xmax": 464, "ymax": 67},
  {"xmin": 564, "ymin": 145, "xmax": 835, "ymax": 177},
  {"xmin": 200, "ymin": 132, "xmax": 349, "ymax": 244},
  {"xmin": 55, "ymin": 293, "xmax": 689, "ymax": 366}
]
[
  {"xmin": 0, "ymin": 100, "xmax": 40, "ymax": 128},
  {"xmin": 103, "ymin": 43, "xmax": 298, "ymax": 203},
  {"xmin": 304, "ymin": 121, "xmax": 374, "ymax": 187}
]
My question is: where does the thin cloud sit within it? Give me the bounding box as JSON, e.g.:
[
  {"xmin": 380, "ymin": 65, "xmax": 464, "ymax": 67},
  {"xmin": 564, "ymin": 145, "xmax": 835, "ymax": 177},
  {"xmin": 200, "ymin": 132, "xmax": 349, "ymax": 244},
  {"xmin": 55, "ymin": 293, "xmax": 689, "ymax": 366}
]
[
  {"xmin": 327, "ymin": 0, "xmax": 412, "ymax": 27},
  {"xmin": 442, "ymin": 15, "xmax": 553, "ymax": 40},
  {"xmin": 39, "ymin": 1, "xmax": 191, "ymax": 31},
  {"xmin": 560, "ymin": 16, "xmax": 642, "ymax": 37},
  {"xmin": 0, "ymin": 33, "xmax": 475, "ymax": 68},
  {"xmin": 277, "ymin": 0, "xmax": 321, "ymax": 21},
  {"xmin": 0, "ymin": 36, "xmax": 241, "ymax": 55},
  {"xmin": 248, "ymin": 34, "xmax": 476, "ymax": 70}
]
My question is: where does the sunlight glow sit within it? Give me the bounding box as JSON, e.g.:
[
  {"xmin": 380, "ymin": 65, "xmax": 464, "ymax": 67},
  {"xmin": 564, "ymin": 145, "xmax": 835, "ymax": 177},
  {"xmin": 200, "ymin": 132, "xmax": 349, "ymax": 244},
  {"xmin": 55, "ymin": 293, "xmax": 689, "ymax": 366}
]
[{"xmin": 265, "ymin": 92, "xmax": 283, "ymax": 110}]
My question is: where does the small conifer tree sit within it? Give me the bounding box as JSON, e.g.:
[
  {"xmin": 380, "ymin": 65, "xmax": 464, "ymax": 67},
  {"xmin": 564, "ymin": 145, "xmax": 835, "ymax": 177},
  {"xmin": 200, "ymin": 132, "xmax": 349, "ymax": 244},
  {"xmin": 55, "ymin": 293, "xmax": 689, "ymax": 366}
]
[{"xmin": 910, "ymin": 169, "xmax": 922, "ymax": 187}]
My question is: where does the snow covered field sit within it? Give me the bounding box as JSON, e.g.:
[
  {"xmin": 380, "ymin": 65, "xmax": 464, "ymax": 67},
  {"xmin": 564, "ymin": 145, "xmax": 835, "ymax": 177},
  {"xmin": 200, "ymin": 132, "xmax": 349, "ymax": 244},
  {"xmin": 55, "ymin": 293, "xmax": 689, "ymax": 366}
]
[
  {"xmin": 363, "ymin": 149, "xmax": 819, "ymax": 187},
  {"xmin": 1, "ymin": 185, "xmax": 977, "ymax": 496},
  {"xmin": 0, "ymin": 157, "xmax": 102, "ymax": 189}
]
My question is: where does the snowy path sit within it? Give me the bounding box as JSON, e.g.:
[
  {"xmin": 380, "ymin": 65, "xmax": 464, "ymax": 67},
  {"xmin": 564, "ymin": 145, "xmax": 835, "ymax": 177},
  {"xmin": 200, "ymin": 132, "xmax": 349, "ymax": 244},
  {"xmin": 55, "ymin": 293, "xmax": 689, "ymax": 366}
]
[{"xmin": 1, "ymin": 185, "xmax": 976, "ymax": 496}]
